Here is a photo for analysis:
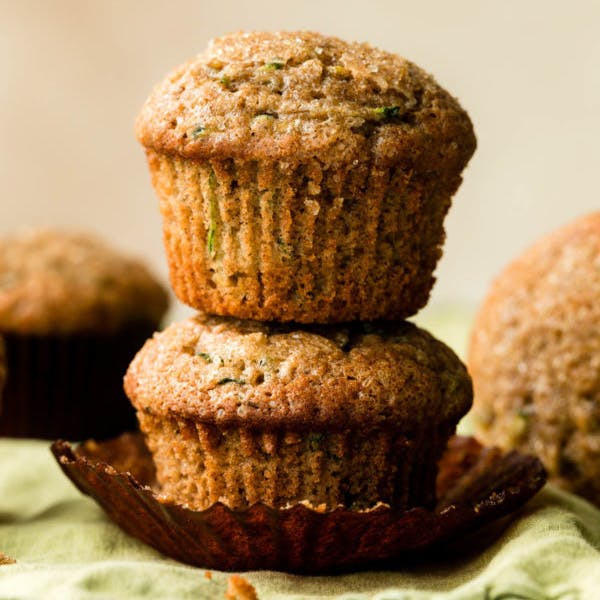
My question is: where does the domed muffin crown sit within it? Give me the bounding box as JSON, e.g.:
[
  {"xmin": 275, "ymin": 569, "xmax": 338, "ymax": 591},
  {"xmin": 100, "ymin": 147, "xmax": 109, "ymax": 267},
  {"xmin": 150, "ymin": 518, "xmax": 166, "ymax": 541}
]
[{"xmin": 136, "ymin": 31, "xmax": 476, "ymax": 169}]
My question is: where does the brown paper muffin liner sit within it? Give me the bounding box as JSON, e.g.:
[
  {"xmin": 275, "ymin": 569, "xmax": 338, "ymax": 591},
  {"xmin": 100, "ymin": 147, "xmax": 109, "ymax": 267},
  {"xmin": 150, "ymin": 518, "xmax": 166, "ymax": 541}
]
[
  {"xmin": 149, "ymin": 152, "xmax": 453, "ymax": 323},
  {"xmin": 51, "ymin": 434, "xmax": 546, "ymax": 573},
  {"xmin": 0, "ymin": 325, "xmax": 155, "ymax": 439},
  {"xmin": 136, "ymin": 413, "xmax": 453, "ymax": 511}
]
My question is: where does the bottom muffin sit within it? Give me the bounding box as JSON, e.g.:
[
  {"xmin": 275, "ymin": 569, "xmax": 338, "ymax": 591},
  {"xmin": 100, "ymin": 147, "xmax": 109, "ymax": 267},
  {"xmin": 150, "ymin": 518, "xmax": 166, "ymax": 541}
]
[{"xmin": 125, "ymin": 314, "xmax": 472, "ymax": 511}]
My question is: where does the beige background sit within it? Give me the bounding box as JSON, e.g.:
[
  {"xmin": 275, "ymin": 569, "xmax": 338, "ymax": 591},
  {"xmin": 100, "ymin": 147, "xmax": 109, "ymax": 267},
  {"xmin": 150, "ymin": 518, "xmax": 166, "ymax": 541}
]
[{"xmin": 1, "ymin": 0, "xmax": 599, "ymax": 342}]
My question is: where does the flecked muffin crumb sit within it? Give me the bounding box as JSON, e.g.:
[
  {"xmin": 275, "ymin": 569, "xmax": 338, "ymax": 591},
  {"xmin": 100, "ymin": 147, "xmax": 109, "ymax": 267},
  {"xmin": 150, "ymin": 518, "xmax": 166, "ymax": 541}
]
[
  {"xmin": 126, "ymin": 313, "xmax": 471, "ymax": 428},
  {"xmin": 0, "ymin": 228, "xmax": 168, "ymax": 334},
  {"xmin": 469, "ymin": 212, "xmax": 600, "ymax": 505}
]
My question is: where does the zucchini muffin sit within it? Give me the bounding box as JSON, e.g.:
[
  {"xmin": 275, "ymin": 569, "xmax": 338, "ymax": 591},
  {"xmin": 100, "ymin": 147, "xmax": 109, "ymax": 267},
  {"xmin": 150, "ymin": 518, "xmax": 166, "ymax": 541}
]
[
  {"xmin": 0, "ymin": 228, "xmax": 169, "ymax": 439},
  {"xmin": 469, "ymin": 212, "xmax": 600, "ymax": 505},
  {"xmin": 136, "ymin": 30, "xmax": 476, "ymax": 323},
  {"xmin": 125, "ymin": 313, "xmax": 472, "ymax": 511}
]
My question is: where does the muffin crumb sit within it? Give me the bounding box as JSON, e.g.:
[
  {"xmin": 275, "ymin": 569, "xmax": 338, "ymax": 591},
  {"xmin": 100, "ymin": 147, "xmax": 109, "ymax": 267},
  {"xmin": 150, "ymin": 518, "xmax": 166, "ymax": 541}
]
[
  {"xmin": 0, "ymin": 552, "xmax": 15, "ymax": 565},
  {"xmin": 225, "ymin": 575, "xmax": 258, "ymax": 600}
]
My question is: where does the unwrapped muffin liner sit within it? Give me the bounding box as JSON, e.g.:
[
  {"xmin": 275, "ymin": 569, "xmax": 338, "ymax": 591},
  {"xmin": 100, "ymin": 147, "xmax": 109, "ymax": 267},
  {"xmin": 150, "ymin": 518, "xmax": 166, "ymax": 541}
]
[
  {"xmin": 149, "ymin": 152, "xmax": 451, "ymax": 323},
  {"xmin": 0, "ymin": 327, "xmax": 154, "ymax": 439},
  {"xmin": 52, "ymin": 434, "xmax": 546, "ymax": 573}
]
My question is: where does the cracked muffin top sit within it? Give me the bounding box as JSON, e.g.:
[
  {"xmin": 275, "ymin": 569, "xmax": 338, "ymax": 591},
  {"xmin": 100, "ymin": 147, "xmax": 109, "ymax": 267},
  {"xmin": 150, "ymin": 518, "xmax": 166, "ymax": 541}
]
[
  {"xmin": 136, "ymin": 31, "xmax": 475, "ymax": 168},
  {"xmin": 0, "ymin": 229, "xmax": 169, "ymax": 335},
  {"xmin": 125, "ymin": 313, "xmax": 472, "ymax": 431}
]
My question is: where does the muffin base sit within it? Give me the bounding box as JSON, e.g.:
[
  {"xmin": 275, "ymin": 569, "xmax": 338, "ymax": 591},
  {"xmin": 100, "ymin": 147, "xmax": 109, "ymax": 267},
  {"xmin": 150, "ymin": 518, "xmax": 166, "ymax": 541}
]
[
  {"xmin": 149, "ymin": 153, "xmax": 460, "ymax": 322},
  {"xmin": 0, "ymin": 326, "xmax": 155, "ymax": 439},
  {"xmin": 137, "ymin": 412, "xmax": 454, "ymax": 510}
]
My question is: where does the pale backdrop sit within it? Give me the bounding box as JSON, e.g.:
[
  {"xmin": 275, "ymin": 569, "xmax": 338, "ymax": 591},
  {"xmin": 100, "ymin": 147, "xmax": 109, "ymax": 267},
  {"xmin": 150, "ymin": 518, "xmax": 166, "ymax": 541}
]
[{"xmin": 1, "ymin": 0, "xmax": 599, "ymax": 351}]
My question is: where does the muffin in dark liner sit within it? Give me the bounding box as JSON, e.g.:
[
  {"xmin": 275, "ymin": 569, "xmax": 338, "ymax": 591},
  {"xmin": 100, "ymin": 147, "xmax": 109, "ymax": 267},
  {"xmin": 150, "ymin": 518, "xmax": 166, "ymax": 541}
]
[
  {"xmin": 52, "ymin": 434, "xmax": 546, "ymax": 573},
  {"xmin": 0, "ymin": 228, "xmax": 169, "ymax": 440}
]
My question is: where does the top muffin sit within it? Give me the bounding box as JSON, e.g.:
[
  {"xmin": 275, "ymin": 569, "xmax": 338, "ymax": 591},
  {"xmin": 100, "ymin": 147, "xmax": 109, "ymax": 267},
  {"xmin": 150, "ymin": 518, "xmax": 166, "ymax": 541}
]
[
  {"xmin": 137, "ymin": 32, "xmax": 475, "ymax": 323},
  {"xmin": 0, "ymin": 229, "xmax": 169, "ymax": 334},
  {"xmin": 137, "ymin": 31, "xmax": 475, "ymax": 169}
]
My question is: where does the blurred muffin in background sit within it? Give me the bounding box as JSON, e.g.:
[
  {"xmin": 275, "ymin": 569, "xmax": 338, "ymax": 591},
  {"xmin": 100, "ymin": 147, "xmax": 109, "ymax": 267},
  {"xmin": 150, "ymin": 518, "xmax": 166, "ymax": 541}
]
[
  {"xmin": 0, "ymin": 228, "xmax": 169, "ymax": 439},
  {"xmin": 469, "ymin": 212, "xmax": 600, "ymax": 505},
  {"xmin": 136, "ymin": 30, "xmax": 476, "ymax": 324},
  {"xmin": 125, "ymin": 313, "xmax": 472, "ymax": 511}
]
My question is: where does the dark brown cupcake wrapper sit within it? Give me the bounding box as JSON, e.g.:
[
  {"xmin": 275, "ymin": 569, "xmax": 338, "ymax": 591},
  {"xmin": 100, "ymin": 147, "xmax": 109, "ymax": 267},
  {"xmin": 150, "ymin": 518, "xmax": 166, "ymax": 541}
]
[
  {"xmin": 51, "ymin": 434, "xmax": 546, "ymax": 573},
  {"xmin": 0, "ymin": 326, "xmax": 156, "ymax": 439}
]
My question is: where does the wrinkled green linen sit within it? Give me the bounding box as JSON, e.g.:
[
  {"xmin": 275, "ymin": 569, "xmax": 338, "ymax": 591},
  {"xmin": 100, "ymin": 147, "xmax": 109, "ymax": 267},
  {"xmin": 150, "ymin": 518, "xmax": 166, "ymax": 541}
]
[{"xmin": 1, "ymin": 439, "xmax": 600, "ymax": 599}]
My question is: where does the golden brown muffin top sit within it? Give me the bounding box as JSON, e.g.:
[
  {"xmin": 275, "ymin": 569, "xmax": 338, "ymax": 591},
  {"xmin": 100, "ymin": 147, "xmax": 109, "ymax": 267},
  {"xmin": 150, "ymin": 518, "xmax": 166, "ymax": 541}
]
[
  {"xmin": 125, "ymin": 313, "xmax": 472, "ymax": 430},
  {"xmin": 136, "ymin": 31, "xmax": 475, "ymax": 169},
  {"xmin": 470, "ymin": 211, "xmax": 600, "ymax": 364},
  {"xmin": 0, "ymin": 229, "xmax": 169, "ymax": 335}
]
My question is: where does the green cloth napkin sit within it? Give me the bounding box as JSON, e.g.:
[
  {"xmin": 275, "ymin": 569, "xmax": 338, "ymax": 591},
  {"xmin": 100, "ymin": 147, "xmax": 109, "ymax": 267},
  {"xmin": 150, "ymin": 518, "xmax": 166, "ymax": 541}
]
[{"xmin": 1, "ymin": 438, "xmax": 600, "ymax": 599}]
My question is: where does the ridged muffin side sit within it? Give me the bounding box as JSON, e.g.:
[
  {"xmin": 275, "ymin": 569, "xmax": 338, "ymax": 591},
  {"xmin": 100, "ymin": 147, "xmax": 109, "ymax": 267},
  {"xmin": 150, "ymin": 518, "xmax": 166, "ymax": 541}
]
[
  {"xmin": 125, "ymin": 314, "xmax": 472, "ymax": 510},
  {"xmin": 149, "ymin": 153, "xmax": 455, "ymax": 322},
  {"xmin": 137, "ymin": 31, "xmax": 476, "ymax": 323}
]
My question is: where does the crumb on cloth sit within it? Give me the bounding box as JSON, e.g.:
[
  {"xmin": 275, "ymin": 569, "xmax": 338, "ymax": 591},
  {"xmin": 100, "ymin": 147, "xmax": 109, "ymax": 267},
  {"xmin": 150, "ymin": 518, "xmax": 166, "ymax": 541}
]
[
  {"xmin": 225, "ymin": 574, "xmax": 258, "ymax": 600},
  {"xmin": 0, "ymin": 552, "xmax": 15, "ymax": 565}
]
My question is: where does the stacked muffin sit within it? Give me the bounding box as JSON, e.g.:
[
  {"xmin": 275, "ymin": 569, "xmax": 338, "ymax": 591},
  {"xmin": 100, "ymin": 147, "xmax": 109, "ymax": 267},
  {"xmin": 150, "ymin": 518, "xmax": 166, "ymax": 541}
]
[{"xmin": 127, "ymin": 31, "xmax": 476, "ymax": 511}]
